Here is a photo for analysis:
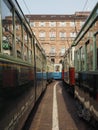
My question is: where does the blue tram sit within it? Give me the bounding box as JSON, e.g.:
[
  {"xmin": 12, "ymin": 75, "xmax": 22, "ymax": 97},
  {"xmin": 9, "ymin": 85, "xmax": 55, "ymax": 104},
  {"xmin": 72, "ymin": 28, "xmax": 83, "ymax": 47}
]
[
  {"xmin": 0, "ymin": 0, "xmax": 47, "ymax": 129},
  {"xmin": 53, "ymin": 64, "xmax": 62, "ymax": 79}
]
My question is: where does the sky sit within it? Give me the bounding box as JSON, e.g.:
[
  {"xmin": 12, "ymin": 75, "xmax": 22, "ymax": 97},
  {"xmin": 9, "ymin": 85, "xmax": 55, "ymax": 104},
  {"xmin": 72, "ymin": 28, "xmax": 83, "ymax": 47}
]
[{"xmin": 17, "ymin": 0, "xmax": 98, "ymax": 15}]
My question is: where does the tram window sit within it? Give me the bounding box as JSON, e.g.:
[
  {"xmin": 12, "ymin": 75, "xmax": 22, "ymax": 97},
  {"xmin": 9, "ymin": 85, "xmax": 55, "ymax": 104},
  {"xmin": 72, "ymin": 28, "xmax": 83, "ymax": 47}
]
[
  {"xmin": 74, "ymin": 51, "xmax": 77, "ymax": 71},
  {"xmin": 66, "ymin": 51, "xmax": 70, "ymax": 63},
  {"xmin": 70, "ymin": 49, "xmax": 72, "ymax": 61},
  {"xmin": 96, "ymin": 34, "xmax": 98, "ymax": 69},
  {"xmin": 24, "ymin": 46, "xmax": 27, "ymax": 60},
  {"xmin": 16, "ymin": 38, "xmax": 22, "ymax": 58},
  {"xmin": 75, "ymin": 50, "xmax": 79, "ymax": 71},
  {"xmin": 1, "ymin": 0, "xmax": 13, "ymax": 55},
  {"xmin": 28, "ymin": 37, "xmax": 33, "ymax": 63},
  {"xmin": 81, "ymin": 47, "xmax": 85, "ymax": 70},
  {"xmin": 15, "ymin": 13, "xmax": 22, "ymax": 58},
  {"xmin": 17, "ymin": 50, "xmax": 21, "ymax": 58},
  {"xmin": 23, "ymin": 28, "xmax": 28, "ymax": 61},
  {"xmin": 1, "ymin": 1, "xmax": 13, "ymax": 33},
  {"xmin": 55, "ymin": 65, "xmax": 60, "ymax": 72},
  {"xmin": 86, "ymin": 41, "xmax": 93, "ymax": 70},
  {"xmin": 29, "ymin": 46, "xmax": 32, "ymax": 63}
]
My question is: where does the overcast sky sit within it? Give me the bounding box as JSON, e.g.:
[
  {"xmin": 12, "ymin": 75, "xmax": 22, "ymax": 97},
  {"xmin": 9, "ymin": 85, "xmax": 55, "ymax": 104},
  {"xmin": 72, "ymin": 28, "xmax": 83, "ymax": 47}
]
[{"xmin": 17, "ymin": 0, "xmax": 98, "ymax": 14}]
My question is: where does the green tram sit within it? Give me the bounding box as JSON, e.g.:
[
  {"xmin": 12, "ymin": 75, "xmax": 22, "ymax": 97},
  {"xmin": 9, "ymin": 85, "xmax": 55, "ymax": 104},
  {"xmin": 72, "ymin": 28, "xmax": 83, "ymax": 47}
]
[
  {"xmin": 0, "ymin": 0, "xmax": 47, "ymax": 129},
  {"xmin": 72, "ymin": 2, "xmax": 98, "ymax": 129}
]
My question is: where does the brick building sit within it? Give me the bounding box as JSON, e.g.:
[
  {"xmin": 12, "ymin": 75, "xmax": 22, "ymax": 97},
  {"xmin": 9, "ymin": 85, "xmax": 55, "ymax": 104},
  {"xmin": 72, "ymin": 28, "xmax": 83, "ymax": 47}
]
[{"xmin": 26, "ymin": 12, "xmax": 90, "ymax": 63}]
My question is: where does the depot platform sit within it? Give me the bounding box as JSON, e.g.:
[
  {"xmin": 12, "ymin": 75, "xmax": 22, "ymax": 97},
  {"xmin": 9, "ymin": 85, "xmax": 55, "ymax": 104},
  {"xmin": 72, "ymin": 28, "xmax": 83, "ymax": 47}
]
[{"xmin": 23, "ymin": 81, "xmax": 90, "ymax": 130}]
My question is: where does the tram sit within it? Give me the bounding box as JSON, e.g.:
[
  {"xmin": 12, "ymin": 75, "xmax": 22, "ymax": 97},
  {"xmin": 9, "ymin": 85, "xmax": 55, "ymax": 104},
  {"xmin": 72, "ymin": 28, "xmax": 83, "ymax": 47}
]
[
  {"xmin": 47, "ymin": 59, "xmax": 54, "ymax": 83},
  {"xmin": 0, "ymin": 0, "xmax": 47, "ymax": 129},
  {"xmin": 53, "ymin": 63, "xmax": 62, "ymax": 79},
  {"xmin": 63, "ymin": 2, "xmax": 98, "ymax": 129},
  {"xmin": 62, "ymin": 47, "xmax": 75, "ymax": 94}
]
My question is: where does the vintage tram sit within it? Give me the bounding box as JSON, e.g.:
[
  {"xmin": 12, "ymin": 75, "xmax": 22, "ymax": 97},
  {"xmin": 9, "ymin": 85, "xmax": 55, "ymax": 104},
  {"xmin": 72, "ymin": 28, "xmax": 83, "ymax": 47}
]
[
  {"xmin": 73, "ymin": 2, "xmax": 98, "ymax": 127},
  {"xmin": 0, "ymin": 0, "xmax": 48, "ymax": 129},
  {"xmin": 63, "ymin": 2, "xmax": 98, "ymax": 129}
]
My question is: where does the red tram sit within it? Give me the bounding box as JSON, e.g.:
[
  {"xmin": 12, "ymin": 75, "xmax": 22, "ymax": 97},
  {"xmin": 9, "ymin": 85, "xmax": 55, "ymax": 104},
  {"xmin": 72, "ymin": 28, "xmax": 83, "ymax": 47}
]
[{"xmin": 62, "ymin": 47, "xmax": 75, "ymax": 95}]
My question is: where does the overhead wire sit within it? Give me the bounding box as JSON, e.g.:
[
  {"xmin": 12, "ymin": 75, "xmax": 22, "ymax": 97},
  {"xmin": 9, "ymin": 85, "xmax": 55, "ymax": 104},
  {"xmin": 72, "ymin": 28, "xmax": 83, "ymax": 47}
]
[
  {"xmin": 23, "ymin": 0, "xmax": 31, "ymax": 14},
  {"xmin": 82, "ymin": 0, "xmax": 89, "ymax": 11},
  {"xmin": 74, "ymin": 0, "xmax": 89, "ymax": 35}
]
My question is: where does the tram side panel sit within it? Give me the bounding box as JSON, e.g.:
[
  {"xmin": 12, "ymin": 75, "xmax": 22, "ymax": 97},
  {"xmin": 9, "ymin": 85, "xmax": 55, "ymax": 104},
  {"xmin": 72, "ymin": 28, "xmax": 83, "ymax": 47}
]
[
  {"xmin": 35, "ymin": 41, "xmax": 44, "ymax": 101},
  {"xmin": 0, "ymin": 60, "xmax": 35, "ymax": 96},
  {"xmin": 0, "ymin": 0, "xmax": 46, "ymax": 130},
  {"xmin": 62, "ymin": 47, "xmax": 75, "ymax": 94},
  {"xmin": 73, "ymin": 3, "xmax": 98, "ymax": 128},
  {"xmin": 42, "ymin": 53, "xmax": 47, "ymax": 90},
  {"xmin": 47, "ymin": 60, "xmax": 54, "ymax": 83},
  {"xmin": 0, "ymin": 59, "xmax": 36, "ymax": 129}
]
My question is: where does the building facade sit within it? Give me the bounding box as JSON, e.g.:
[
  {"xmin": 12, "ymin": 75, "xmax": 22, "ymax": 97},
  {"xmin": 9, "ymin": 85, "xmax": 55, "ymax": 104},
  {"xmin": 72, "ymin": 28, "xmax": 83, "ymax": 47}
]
[{"xmin": 26, "ymin": 12, "xmax": 90, "ymax": 63}]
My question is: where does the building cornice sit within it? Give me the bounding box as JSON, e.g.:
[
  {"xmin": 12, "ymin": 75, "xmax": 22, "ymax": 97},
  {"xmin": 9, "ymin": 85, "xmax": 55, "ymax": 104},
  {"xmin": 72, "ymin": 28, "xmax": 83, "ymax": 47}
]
[{"xmin": 25, "ymin": 12, "xmax": 90, "ymax": 21}]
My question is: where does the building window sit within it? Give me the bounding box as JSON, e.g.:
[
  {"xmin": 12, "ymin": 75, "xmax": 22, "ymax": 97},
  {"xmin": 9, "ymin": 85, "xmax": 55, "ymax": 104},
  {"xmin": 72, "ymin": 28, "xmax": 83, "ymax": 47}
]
[
  {"xmin": 61, "ymin": 47, "xmax": 65, "ymax": 53},
  {"xmin": 60, "ymin": 47, "xmax": 65, "ymax": 56},
  {"xmin": 49, "ymin": 22, "xmax": 56, "ymax": 27},
  {"xmin": 39, "ymin": 31, "xmax": 46, "ymax": 40},
  {"xmin": 50, "ymin": 46, "xmax": 56, "ymax": 56},
  {"xmin": 80, "ymin": 21, "xmax": 85, "ymax": 27},
  {"xmin": 39, "ymin": 22, "xmax": 45, "ymax": 27},
  {"xmin": 50, "ymin": 46, "xmax": 55, "ymax": 53},
  {"xmin": 39, "ymin": 31, "xmax": 45, "ymax": 37},
  {"xmin": 59, "ymin": 32, "xmax": 66, "ymax": 40},
  {"xmin": 49, "ymin": 31, "xmax": 56, "ymax": 40},
  {"xmin": 59, "ymin": 22, "xmax": 66, "ymax": 27},
  {"xmin": 70, "ymin": 32, "xmax": 76, "ymax": 37},
  {"xmin": 70, "ymin": 22, "xmax": 75, "ymax": 27},
  {"xmin": 30, "ymin": 22, "xmax": 35, "ymax": 27}
]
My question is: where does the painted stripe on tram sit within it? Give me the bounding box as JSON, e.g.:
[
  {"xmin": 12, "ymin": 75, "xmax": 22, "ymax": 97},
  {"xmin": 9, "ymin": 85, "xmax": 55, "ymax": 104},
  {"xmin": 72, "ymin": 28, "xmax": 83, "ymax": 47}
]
[{"xmin": 52, "ymin": 82, "xmax": 59, "ymax": 130}]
